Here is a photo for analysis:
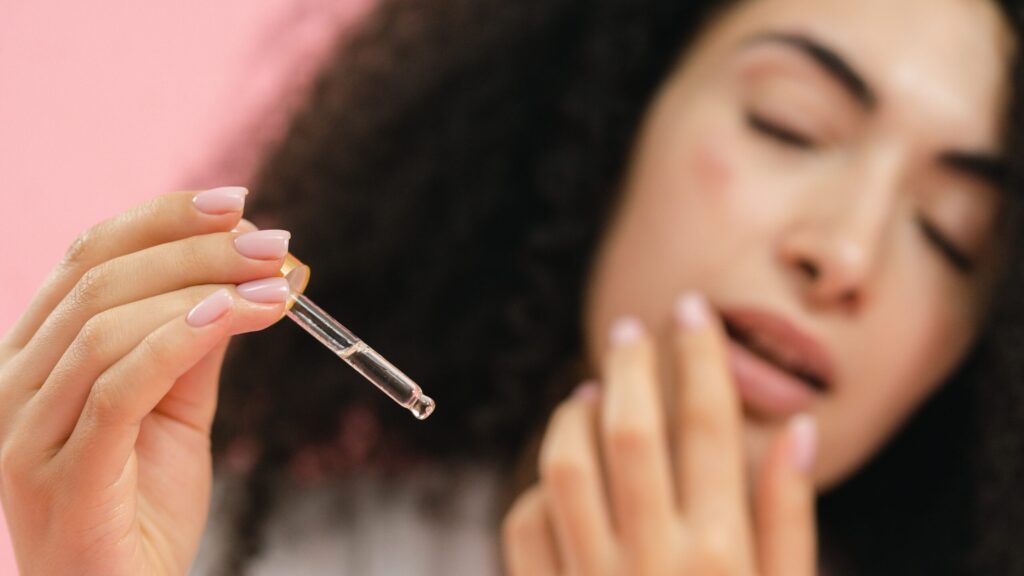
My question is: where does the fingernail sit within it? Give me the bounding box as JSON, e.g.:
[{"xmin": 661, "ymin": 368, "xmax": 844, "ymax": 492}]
[
  {"xmin": 573, "ymin": 380, "xmax": 601, "ymax": 402},
  {"xmin": 234, "ymin": 229, "xmax": 291, "ymax": 260},
  {"xmin": 237, "ymin": 277, "xmax": 291, "ymax": 304},
  {"xmin": 790, "ymin": 414, "xmax": 817, "ymax": 473},
  {"xmin": 609, "ymin": 316, "xmax": 644, "ymax": 346},
  {"xmin": 674, "ymin": 291, "xmax": 710, "ymax": 329},
  {"xmin": 192, "ymin": 186, "xmax": 248, "ymax": 215},
  {"xmin": 186, "ymin": 288, "xmax": 233, "ymax": 327}
]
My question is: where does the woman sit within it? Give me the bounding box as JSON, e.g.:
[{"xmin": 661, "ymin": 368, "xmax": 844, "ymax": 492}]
[{"xmin": 2, "ymin": 0, "xmax": 1022, "ymax": 574}]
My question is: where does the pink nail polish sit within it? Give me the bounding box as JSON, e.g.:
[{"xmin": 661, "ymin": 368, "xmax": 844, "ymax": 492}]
[
  {"xmin": 192, "ymin": 186, "xmax": 248, "ymax": 215},
  {"xmin": 674, "ymin": 292, "xmax": 710, "ymax": 329},
  {"xmin": 237, "ymin": 277, "xmax": 291, "ymax": 304},
  {"xmin": 233, "ymin": 230, "xmax": 291, "ymax": 260},
  {"xmin": 609, "ymin": 316, "xmax": 644, "ymax": 346},
  {"xmin": 790, "ymin": 414, "xmax": 817, "ymax": 473},
  {"xmin": 186, "ymin": 289, "xmax": 233, "ymax": 327}
]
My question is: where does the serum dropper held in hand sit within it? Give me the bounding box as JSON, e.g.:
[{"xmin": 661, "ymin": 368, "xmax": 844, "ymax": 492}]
[{"xmin": 276, "ymin": 245, "xmax": 436, "ymax": 420}]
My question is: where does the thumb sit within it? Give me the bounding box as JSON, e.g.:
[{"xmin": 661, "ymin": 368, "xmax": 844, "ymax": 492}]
[{"xmin": 756, "ymin": 414, "xmax": 818, "ymax": 576}]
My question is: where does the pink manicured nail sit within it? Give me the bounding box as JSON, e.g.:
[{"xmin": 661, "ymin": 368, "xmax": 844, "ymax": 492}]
[
  {"xmin": 233, "ymin": 229, "xmax": 291, "ymax": 260},
  {"xmin": 790, "ymin": 414, "xmax": 818, "ymax": 473},
  {"xmin": 237, "ymin": 277, "xmax": 291, "ymax": 304},
  {"xmin": 674, "ymin": 292, "xmax": 711, "ymax": 329},
  {"xmin": 610, "ymin": 316, "xmax": 644, "ymax": 346},
  {"xmin": 192, "ymin": 186, "xmax": 248, "ymax": 215},
  {"xmin": 186, "ymin": 289, "xmax": 233, "ymax": 327}
]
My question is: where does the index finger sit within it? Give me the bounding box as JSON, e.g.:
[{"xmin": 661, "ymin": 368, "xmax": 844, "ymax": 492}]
[
  {"xmin": 2, "ymin": 187, "xmax": 248, "ymax": 350},
  {"xmin": 673, "ymin": 292, "xmax": 751, "ymax": 545}
]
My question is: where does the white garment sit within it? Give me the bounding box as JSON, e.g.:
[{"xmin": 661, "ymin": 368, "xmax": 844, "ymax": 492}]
[{"xmin": 190, "ymin": 465, "xmax": 502, "ymax": 575}]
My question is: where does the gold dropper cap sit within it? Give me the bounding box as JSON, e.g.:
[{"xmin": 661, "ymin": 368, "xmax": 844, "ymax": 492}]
[{"xmin": 280, "ymin": 252, "xmax": 311, "ymax": 310}]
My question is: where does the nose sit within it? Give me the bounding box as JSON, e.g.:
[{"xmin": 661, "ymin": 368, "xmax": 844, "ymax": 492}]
[
  {"xmin": 780, "ymin": 226, "xmax": 878, "ymax": 311},
  {"xmin": 779, "ymin": 163, "xmax": 899, "ymax": 313}
]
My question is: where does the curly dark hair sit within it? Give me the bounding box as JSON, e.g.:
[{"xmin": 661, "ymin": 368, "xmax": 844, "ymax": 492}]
[{"xmin": 211, "ymin": 0, "xmax": 1024, "ymax": 573}]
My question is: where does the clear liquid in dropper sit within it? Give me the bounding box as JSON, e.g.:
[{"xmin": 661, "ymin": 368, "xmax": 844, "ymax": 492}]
[
  {"xmin": 339, "ymin": 341, "xmax": 436, "ymax": 419},
  {"xmin": 285, "ymin": 292, "xmax": 435, "ymax": 420}
]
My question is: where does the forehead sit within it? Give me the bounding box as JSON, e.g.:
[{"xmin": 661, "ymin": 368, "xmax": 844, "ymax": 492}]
[{"xmin": 706, "ymin": 0, "xmax": 1015, "ymax": 145}]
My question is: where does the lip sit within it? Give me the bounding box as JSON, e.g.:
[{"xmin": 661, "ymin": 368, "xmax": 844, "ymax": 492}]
[{"xmin": 718, "ymin": 306, "xmax": 836, "ymax": 419}]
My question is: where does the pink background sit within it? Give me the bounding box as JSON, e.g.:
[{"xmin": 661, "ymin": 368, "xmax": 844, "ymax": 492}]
[{"xmin": 0, "ymin": 1, "xmax": 370, "ymax": 572}]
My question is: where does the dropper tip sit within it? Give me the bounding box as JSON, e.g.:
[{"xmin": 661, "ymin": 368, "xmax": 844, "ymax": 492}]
[{"xmin": 409, "ymin": 395, "xmax": 436, "ymax": 420}]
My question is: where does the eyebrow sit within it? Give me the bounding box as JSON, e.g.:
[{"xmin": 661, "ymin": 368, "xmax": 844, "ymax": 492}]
[
  {"xmin": 745, "ymin": 32, "xmax": 877, "ymax": 110},
  {"xmin": 745, "ymin": 32, "xmax": 1010, "ymax": 192}
]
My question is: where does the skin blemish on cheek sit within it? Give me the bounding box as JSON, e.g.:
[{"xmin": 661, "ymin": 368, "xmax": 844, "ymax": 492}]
[{"xmin": 691, "ymin": 133, "xmax": 737, "ymax": 194}]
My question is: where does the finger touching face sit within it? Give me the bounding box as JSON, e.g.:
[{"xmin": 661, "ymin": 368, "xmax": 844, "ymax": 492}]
[{"xmin": 584, "ymin": 0, "xmax": 1015, "ymax": 488}]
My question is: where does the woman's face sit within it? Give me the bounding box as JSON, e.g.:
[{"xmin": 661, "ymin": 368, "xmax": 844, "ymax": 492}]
[{"xmin": 584, "ymin": 0, "xmax": 1014, "ymax": 488}]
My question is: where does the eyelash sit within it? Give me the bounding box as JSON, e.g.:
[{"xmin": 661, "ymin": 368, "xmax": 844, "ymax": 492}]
[
  {"xmin": 746, "ymin": 112, "xmax": 817, "ymax": 149},
  {"xmin": 746, "ymin": 112, "xmax": 975, "ymax": 274},
  {"xmin": 916, "ymin": 215, "xmax": 975, "ymax": 273}
]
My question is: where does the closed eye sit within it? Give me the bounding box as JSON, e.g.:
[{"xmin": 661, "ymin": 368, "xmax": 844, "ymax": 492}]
[
  {"xmin": 916, "ymin": 215, "xmax": 974, "ymax": 274},
  {"xmin": 746, "ymin": 112, "xmax": 816, "ymax": 149}
]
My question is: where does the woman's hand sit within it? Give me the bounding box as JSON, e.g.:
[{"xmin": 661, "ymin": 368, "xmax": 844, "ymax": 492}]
[
  {"xmin": 502, "ymin": 293, "xmax": 818, "ymax": 576},
  {"xmin": 0, "ymin": 188, "xmax": 293, "ymax": 576}
]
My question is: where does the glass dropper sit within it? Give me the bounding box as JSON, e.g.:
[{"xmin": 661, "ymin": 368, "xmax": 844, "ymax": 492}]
[{"xmin": 278, "ymin": 253, "xmax": 435, "ymax": 420}]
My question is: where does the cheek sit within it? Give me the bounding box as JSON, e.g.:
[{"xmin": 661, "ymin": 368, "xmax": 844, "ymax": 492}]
[
  {"xmin": 641, "ymin": 89, "xmax": 744, "ymax": 217},
  {"xmin": 691, "ymin": 131, "xmax": 737, "ymax": 195},
  {"xmin": 584, "ymin": 127, "xmax": 742, "ymax": 366},
  {"xmin": 862, "ymin": 283, "xmax": 973, "ymax": 423},
  {"xmin": 685, "ymin": 125, "xmax": 788, "ymax": 241},
  {"xmin": 665, "ymin": 126, "xmax": 751, "ymax": 258},
  {"xmin": 814, "ymin": 276, "xmax": 976, "ymax": 486}
]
